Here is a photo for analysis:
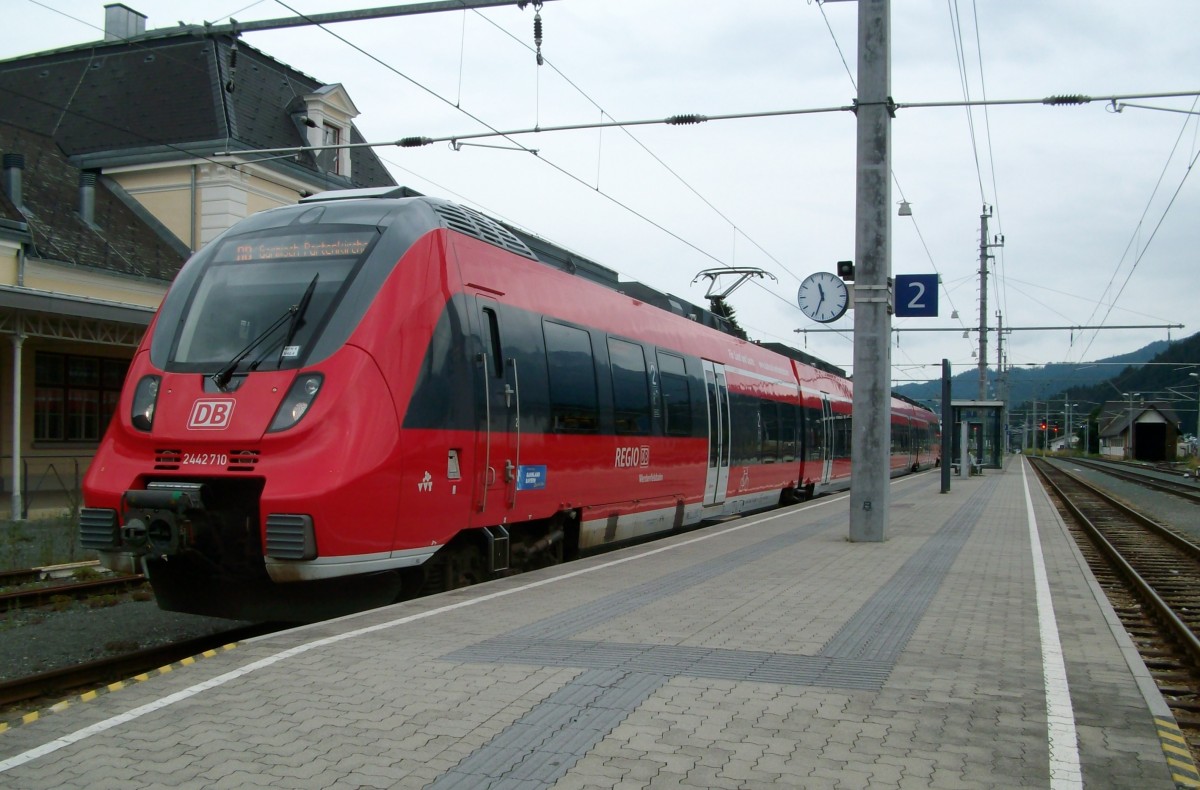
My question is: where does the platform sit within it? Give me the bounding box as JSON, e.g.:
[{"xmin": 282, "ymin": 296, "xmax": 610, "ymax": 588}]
[{"xmin": 1, "ymin": 457, "xmax": 1194, "ymax": 788}]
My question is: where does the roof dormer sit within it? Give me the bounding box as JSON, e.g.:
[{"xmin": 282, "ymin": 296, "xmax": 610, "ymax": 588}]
[{"xmin": 296, "ymin": 84, "xmax": 360, "ymax": 179}]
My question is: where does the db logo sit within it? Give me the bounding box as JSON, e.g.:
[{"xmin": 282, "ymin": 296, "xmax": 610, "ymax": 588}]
[{"xmin": 188, "ymin": 399, "xmax": 235, "ymax": 430}]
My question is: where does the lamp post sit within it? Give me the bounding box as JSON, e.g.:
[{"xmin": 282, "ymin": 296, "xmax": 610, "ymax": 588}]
[
  {"xmin": 1067, "ymin": 402, "xmax": 1077, "ymax": 454},
  {"xmin": 1123, "ymin": 391, "xmax": 1140, "ymax": 461}
]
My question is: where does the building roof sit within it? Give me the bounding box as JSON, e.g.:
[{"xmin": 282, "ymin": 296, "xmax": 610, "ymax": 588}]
[
  {"xmin": 0, "ymin": 122, "xmax": 185, "ymax": 280},
  {"xmin": 0, "ymin": 28, "xmax": 394, "ymax": 189},
  {"xmin": 1097, "ymin": 400, "xmax": 1184, "ymax": 438},
  {"xmin": 0, "ymin": 171, "xmax": 27, "ymax": 236},
  {"xmin": 0, "ymin": 14, "xmax": 397, "ymax": 285}
]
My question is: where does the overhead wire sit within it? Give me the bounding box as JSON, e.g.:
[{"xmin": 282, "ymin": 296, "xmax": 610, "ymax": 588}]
[
  {"xmin": 968, "ymin": 0, "xmax": 1008, "ymax": 323},
  {"xmin": 816, "ymin": 0, "xmax": 976, "ymax": 370},
  {"xmin": 462, "ymin": 5, "xmax": 808, "ymax": 287},
  {"xmin": 947, "ymin": 0, "xmax": 1002, "ymax": 371},
  {"xmin": 1073, "ymin": 93, "xmax": 1200, "ymax": 362},
  {"xmin": 947, "ymin": 0, "xmax": 986, "ymax": 204},
  {"xmin": 16, "ymin": 0, "xmax": 806, "ymax": 347},
  {"xmin": 1077, "ymin": 141, "xmax": 1200, "ymax": 359},
  {"xmin": 264, "ymin": 0, "xmax": 812, "ymax": 347},
  {"xmin": 20, "ymin": 2, "xmax": 1195, "ymax": 366},
  {"xmin": 8, "ymin": 1, "xmax": 353, "ymax": 203}
]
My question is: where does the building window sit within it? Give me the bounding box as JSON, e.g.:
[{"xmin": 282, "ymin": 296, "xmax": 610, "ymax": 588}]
[
  {"xmin": 35, "ymin": 353, "xmax": 128, "ymax": 442},
  {"xmin": 322, "ymin": 123, "xmax": 342, "ymax": 174}
]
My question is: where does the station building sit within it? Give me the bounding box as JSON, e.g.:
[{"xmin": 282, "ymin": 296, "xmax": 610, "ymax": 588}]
[
  {"xmin": 0, "ymin": 3, "xmax": 395, "ymax": 517},
  {"xmin": 1097, "ymin": 399, "xmax": 1184, "ymax": 463}
]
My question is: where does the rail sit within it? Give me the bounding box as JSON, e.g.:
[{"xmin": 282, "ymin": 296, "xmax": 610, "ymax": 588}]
[{"xmin": 1031, "ymin": 456, "xmax": 1200, "ymax": 762}]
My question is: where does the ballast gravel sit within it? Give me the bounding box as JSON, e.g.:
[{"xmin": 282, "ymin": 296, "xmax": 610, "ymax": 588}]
[{"xmin": 0, "ymin": 599, "xmax": 249, "ymax": 682}]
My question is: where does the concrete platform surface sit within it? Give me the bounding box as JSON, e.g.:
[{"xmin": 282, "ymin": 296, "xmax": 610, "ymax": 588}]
[{"xmin": 1, "ymin": 458, "xmax": 1193, "ymax": 789}]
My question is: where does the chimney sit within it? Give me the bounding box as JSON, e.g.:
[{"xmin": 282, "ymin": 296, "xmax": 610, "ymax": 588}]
[
  {"xmin": 79, "ymin": 171, "xmax": 98, "ymax": 225},
  {"xmin": 2, "ymin": 153, "xmax": 23, "ymax": 209},
  {"xmin": 104, "ymin": 4, "xmax": 147, "ymax": 41}
]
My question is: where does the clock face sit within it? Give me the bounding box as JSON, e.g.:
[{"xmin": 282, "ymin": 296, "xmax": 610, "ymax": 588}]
[{"xmin": 797, "ymin": 272, "xmax": 849, "ymax": 323}]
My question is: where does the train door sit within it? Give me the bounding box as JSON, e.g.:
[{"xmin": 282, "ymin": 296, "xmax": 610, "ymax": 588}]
[
  {"xmin": 473, "ymin": 298, "xmax": 519, "ymax": 525},
  {"xmin": 820, "ymin": 394, "xmax": 834, "ymax": 484},
  {"xmin": 702, "ymin": 361, "xmax": 731, "ymax": 506}
]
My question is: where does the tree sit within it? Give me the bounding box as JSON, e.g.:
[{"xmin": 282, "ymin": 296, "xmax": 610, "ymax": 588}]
[{"xmin": 708, "ymin": 296, "xmax": 749, "ymax": 340}]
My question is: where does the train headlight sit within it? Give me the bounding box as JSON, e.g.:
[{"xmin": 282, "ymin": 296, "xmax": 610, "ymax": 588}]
[
  {"xmin": 130, "ymin": 375, "xmax": 161, "ymax": 432},
  {"xmin": 268, "ymin": 373, "xmax": 323, "ymax": 432}
]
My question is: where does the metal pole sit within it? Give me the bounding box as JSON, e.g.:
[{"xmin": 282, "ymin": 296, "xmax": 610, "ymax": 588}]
[
  {"xmin": 1031, "ymin": 399, "xmax": 1037, "ymax": 454},
  {"xmin": 940, "ymin": 359, "xmax": 951, "ymax": 493},
  {"xmin": 849, "ymin": 0, "xmax": 891, "ymax": 542},
  {"xmin": 997, "ymin": 311, "xmax": 1006, "ymax": 453},
  {"xmin": 978, "ymin": 208, "xmax": 989, "ymax": 400},
  {"xmin": 167, "ymin": 0, "xmax": 563, "ymax": 37},
  {"xmin": 10, "ymin": 334, "xmax": 24, "ymax": 520},
  {"xmin": 1191, "ymin": 372, "xmax": 1199, "ymax": 440}
]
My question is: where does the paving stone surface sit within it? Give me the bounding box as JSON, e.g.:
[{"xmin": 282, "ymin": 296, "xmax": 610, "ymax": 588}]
[{"xmin": 0, "ymin": 459, "xmax": 1180, "ymax": 788}]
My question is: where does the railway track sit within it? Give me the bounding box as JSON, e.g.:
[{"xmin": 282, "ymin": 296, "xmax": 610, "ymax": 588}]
[
  {"xmin": 0, "ymin": 561, "xmax": 100, "ymax": 588},
  {"xmin": 1066, "ymin": 457, "xmax": 1200, "ymax": 504},
  {"xmin": 1031, "ymin": 457, "xmax": 1200, "ymax": 763},
  {"xmin": 0, "ymin": 622, "xmax": 281, "ymax": 720},
  {"xmin": 0, "ymin": 568, "xmax": 148, "ymax": 612}
]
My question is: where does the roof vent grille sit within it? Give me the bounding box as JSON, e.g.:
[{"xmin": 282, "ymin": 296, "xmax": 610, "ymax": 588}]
[{"xmin": 431, "ymin": 203, "xmax": 537, "ymax": 261}]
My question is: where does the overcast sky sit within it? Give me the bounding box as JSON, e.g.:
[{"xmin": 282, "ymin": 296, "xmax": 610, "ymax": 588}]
[{"xmin": 4, "ymin": 1, "xmax": 1198, "ymax": 388}]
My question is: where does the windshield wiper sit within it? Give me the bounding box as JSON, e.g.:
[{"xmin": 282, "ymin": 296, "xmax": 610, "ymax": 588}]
[
  {"xmin": 274, "ymin": 274, "xmax": 318, "ymax": 369},
  {"xmin": 210, "ymin": 310, "xmax": 293, "ymax": 390},
  {"xmin": 210, "ymin": 278, "xmax": 316, "ymax": 391}
]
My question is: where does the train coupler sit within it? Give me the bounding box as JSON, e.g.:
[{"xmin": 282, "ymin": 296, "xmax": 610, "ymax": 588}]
[{"xmin": 120, "ymin": 482, "xmax": 206, "ymax": 557}]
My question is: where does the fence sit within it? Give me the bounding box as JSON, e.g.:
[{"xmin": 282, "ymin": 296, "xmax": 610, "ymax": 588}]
[{"xmin": 0, "ymin": 454, "xmax": 88, "ymax": 520}]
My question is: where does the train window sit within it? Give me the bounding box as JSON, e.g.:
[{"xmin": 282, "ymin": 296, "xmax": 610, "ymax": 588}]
[
  {"xmin": 832, "ymin": 411, "xmax": 852, "ymax": 459},
  {"xmin": 481, "ymin": 307, "xmax": 503, "ymax": 378},
  {"xmin": 780, "ymin": 405, "xmax": 798, "ymax": 461},
  {"xmin": 730, "ymin": 394, "xmax": 761, "ymax": 465},
  {"xmin": 761, "ymin": 401, "xmax": 780, "ymax": 463},
  {"xmin": 170, "ymin": 227, "xmax": 375, "ymax": 372},
  {"xmin": 608, "ymin": 338, "xmax": 651, "ymax": 435},
  {"xmin": 657, "ymin": 352, "xmax": 691, "ymax": 437},
  {"xmin": 805, "ymin": 406, "xmax": 824, "ymax": 461},
  {"xmin": 544, "ymin": 321, "xmax": 599, "ymax": 433}
]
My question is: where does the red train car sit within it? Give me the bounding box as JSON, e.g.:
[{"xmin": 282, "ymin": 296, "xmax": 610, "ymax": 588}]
[{"xmin": 79, "ymin": 188, "xmax": 938, "ymax": 621}]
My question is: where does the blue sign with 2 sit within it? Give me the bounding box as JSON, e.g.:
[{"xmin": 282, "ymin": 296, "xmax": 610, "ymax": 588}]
[{"xmin": 894, "ymin": 274, "xmax": 939, "ymax": 317}]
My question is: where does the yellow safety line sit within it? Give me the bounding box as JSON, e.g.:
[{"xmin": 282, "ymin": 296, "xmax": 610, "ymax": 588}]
[
  {"xmin": 0, "ymin": 643, "xmax": 240, "ymax": 736},
  {"xmin": 1155, "ymin": 716, "xmax": 1200, "ymax": 787}
]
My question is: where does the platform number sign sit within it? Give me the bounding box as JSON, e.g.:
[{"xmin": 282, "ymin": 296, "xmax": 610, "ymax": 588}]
[{"xmin": 894, "ymin": 274, "xmax": 939, "ymax": 318}]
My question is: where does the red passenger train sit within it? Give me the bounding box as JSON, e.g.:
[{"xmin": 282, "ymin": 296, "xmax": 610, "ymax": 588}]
[{"xmin": 80, "ymin": 187, "xmax": 938, "ymax": 621}]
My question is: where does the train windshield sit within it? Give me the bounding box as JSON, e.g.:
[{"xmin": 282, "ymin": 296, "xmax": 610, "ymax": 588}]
[{"xmin": 168, "ymin": 226, "xmax": 379, "ymax": 373}]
